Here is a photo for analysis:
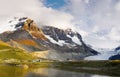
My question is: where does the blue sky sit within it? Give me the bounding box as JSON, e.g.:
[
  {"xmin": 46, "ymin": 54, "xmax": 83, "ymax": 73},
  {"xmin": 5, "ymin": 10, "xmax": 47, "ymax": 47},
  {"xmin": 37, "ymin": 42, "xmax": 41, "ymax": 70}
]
[{"xmin": 45, "ymin": 0, "xmax": 65, "ymax": 9}]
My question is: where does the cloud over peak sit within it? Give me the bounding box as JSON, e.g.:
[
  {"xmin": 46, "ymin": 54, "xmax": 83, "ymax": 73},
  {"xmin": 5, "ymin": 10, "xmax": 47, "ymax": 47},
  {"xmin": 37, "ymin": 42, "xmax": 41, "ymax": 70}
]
[{"xmin": 0, "ymin": 0, "xmax": 74, "ymax": 29}]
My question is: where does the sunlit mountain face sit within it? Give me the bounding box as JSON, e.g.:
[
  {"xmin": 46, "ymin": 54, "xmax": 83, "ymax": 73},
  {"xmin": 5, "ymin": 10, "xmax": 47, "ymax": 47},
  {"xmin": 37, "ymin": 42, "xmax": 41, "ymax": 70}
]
[{"xmin": 0, "ymin": 17, "xmax": 98, "ymax": 61}]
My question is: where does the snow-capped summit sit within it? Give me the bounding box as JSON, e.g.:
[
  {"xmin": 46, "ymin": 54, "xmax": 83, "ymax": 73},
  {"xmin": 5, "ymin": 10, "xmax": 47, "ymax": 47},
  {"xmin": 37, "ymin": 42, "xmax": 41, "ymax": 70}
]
[
  {"xmin": 0, "ymin": 17, "xmax": 28, "ymax": 33},
  {"xmin": 42, "ymin": 26, "xmax": 83, "ymax": 47}
]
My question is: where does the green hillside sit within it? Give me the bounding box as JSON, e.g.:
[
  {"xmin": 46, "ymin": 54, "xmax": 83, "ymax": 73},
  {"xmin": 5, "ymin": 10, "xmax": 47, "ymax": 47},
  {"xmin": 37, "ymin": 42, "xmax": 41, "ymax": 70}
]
[
  {"xmin": 0, "ymin": 41, "xmax": 12, "ymax": 50},
  {"xmin": 0, "ymin": 41, "xmax": 33, "ymax": 61}
]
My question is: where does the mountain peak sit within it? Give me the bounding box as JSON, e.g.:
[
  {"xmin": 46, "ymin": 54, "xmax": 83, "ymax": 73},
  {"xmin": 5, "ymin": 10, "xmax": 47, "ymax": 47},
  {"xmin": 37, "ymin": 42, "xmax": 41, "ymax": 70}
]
[
  {"xmin": 0, "ymin": 17, "xmax": 98, "ymax": 61},
  {"xmin": 6, "ymin": 17, "xmax": 47, "ymax": 41},
  {"xmin": 20, "ymin": 18, "xmax": 39, "ymax": 32},
  {"xmin": 10, "ymin": 17, "xmax": 38, "ymax": 31}
]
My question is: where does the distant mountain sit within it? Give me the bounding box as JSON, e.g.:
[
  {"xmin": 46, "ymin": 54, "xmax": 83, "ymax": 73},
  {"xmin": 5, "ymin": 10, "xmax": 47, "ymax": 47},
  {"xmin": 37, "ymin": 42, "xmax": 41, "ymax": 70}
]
[
  {"xmin": 108, "ymin": 46, "xmax": 120, "ymax": 60},
  {"xmin": 0, "ymin": 17, "xmax": 98, "ymax": 61},
  {"xmin": 109, "ymin": 54, "xmax": 120, "ymax": 60},
  {"xmin": 114, "ymin": 46, "xmax": 120, "ymax": 52}
]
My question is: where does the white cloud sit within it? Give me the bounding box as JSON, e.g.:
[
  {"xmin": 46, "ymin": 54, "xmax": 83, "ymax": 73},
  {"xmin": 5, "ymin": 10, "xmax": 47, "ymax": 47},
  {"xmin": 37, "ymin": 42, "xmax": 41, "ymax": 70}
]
[
  {"xmin": 84, "ymin": 0, "xmax": 90, "ymax": 4},
  {"xmin": 0, "ymin": 0, "xmax": 43, "ymax": 20},
  {"xmin": 108, "ymin": 27, "xmax": 120, "ymax": 41},
  {"xmin": 0, "ymin": 0, "xmax": 74, "ymax": 30},
  {"xmin": 63, "ymin": 0, "xmax": 120, "ymax": 48},
  {"xmin": 37, "ymin": 8, "xmax": 74, "ymax": 29},
  {"xmin": 115, "ymin": 1, "xmax": 120, "ymax": 11}
]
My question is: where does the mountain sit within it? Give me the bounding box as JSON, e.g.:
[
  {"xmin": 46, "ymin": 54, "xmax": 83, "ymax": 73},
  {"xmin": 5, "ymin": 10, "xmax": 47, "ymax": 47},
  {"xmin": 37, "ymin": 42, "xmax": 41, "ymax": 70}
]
[
  {"xmin": 0, "ymin": 17, "xmax": 48, "ymax": 51},
  {"xmin": 114, "ymin": 46, "xmax": 120, "ymax": 53},
  {"xmin": 0, "ymin": 17, "xmax": 98, "ymax": 61},
  {"xmin": 41, "ymin": 26, "xmax": 98, "ymax": 60},
  {"xmin": 108, "ymin": 46, "xmax": 120, "ymax": 60},
  {"xmin": 109, "ymin": 54, "xmax": 120, "ymax": 60}
]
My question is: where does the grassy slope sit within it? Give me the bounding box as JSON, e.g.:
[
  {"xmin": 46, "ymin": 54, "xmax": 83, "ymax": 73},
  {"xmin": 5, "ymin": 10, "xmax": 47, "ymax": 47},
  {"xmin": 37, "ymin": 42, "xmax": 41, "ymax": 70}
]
[
  {"xmin": 0, "ymin": 41, "xmax": 11, "ymax": 49},
  {"xmin": 0, "ymin": 41, "xmax": 33, "ymax": 60},
  {"xmin": 31, "ymin": 51, "xmax": 48, "ymax": 59}
]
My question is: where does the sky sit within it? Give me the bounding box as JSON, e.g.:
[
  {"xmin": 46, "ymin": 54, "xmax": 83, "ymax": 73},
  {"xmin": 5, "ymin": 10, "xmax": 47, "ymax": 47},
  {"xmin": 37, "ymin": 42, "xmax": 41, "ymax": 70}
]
[
  {"xmin": 44, "ymin": 0, "xmax": 66, "ymax": 9},
  {"xmin": 0, "ymin": 0, "xmax": 120, "ymax": 48}
]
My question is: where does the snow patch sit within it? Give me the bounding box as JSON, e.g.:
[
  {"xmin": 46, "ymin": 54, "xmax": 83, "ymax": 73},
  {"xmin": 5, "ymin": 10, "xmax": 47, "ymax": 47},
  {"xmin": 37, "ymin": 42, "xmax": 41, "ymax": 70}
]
[
  {"xmin": 58, "ymin": 40, "xmax": 66, "ymax": 46},
  {"xmin": 45, "ymin": 35, "xmax": 58, "ymax": 44},
  {"xmin": 0, "ymin": 17, "xmax": 27, "ymax": 33},
  {"xmin": 0, "ymin": 24, "xmax": 16, "ymax": 33},
  {"xmin": 67, "ymin": 35, "xmax": 82, "ymax": 45},
  {"xmin": 45, "ymin": 35, "xmax": 76, "ymax": 47},
  {"xmin": 45, "ymin": 35, "xmax": 67, "ymax": 46},
  {"xmin": 67, "ymin": 35, "xmax": 71, "ymax": 38}
]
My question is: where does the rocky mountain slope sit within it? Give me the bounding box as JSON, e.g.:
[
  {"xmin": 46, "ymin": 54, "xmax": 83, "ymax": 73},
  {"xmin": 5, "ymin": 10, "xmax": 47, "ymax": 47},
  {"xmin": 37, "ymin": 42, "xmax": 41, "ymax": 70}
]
[
  {"xmin": 109, "ymin": 54, "xmax": 120, "ymax": 60},
  {"xmin": 41, "ymin": 26, "xmax": 98, "ymax": 60},
  {"xmin": 108, "ymin": 46, "xmax": 120, "ymax": 60},
  {"xmin": 114, "ymin": 46, "xmax": 120, "ymax": 53},
  {"xmin": 0, "ymin": 17, "xmax": 98, "ymax": 61}
]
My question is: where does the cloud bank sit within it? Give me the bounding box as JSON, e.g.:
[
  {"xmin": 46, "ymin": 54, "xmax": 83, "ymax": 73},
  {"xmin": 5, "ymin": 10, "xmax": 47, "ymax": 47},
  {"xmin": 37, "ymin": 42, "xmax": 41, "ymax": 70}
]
[
  {"xmin": 0, "ymin": 0, "xmax": 74, "ymax": 29},
  {"xmin": 63, "ymin": 0, "xmax": 120, "ymax": 48}
]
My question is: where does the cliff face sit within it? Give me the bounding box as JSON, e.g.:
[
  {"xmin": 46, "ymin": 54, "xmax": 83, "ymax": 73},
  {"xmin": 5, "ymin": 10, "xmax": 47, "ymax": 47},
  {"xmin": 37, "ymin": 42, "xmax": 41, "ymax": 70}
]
[
  {"xmin": 0, "ymin": 18, "xmax": 48, "ymax": 51},
  {"xmin": 41, "ymin": 26, "xmax": 98, "ymax": 60},
  {"xmin": 16, "ymin": 18, "xmax": 47, "ymax": 41},
  {"xmin": 0, "ymin": 17, "xmax": 98, "ymax": 61}
]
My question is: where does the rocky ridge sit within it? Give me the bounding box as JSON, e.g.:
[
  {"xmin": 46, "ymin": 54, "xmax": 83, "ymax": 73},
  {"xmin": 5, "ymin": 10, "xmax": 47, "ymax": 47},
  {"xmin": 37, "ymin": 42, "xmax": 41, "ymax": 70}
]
[{"xmin": 0, "ymin": 17, "xmax": 98, "ymax": 61}]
